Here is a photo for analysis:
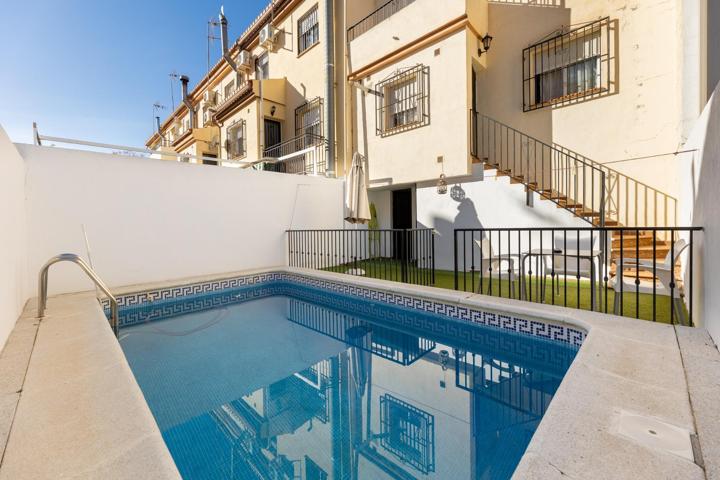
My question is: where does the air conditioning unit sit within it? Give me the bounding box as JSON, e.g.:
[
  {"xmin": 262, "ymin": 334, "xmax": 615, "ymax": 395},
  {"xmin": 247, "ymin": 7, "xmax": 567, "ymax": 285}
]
[
  {"xmin": 203, "ymin": 90, "xmax": 217, "ymax": 106},
  {"xmin": 259, "ymin": 24, "xmax": 279, "ymax": 49},
  {"xmin": 237, "ymin": 50, "xmax": 252, "ymax": 71}
]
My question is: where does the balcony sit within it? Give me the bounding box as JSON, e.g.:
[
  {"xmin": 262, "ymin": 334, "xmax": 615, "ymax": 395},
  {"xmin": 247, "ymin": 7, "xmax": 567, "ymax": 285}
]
[
  {"xmin": 262, "ymin": 133, "xmax": 327, "ymax": 175},
  {"xmin": 212, "ymin": 78, "xmax": 287, "ymax": 124},
  {"xmin": 347, "ymin": 0, "xmax": 417, "ymax": 41},
  {"xmin": 170, "ymin": 124, "xmax": 217, "ymax": 153},
  {"xmin": 347, "ymin": 0, "xmax": 466, "ymax": 75}
]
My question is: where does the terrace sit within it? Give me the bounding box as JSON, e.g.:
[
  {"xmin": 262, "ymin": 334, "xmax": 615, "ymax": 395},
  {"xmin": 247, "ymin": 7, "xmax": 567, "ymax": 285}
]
[{"xmin": 0, "ymin": 2, "xmax": 719, "ymax": 479}]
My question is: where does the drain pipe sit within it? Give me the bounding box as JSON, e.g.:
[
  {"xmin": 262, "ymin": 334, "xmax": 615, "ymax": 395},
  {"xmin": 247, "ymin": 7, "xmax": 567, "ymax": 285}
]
[
  {"xmin": 323, "ymin": 0, "xmax": 336, "ymax": 176},
  {"xmin": 219, "ymin": 8, "xmax": 242, "ymax": 86},
  {"xmin": 180, "ymin": 75, "xmax": 194, "ymax": 129}
]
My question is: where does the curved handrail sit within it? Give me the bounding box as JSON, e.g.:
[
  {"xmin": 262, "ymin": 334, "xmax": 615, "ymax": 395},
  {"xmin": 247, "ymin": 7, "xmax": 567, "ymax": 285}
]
[{"xmin": 37, "ymin": 254, "xmax": 118, "ymax": 337}]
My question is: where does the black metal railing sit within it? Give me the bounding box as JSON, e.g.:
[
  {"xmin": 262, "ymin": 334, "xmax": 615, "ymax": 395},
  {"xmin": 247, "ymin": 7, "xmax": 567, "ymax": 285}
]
[
  {"xmin": 553, "ymin": 144, "xmax": 678, "ymax": 233},
  {"xmin": 347, "ymin": 0, "xmax": 416, "ymax": 41},
  {"xmin": 287, "ymin": 228, "xmax": 435, "ymax": 286},
  {"xmin": 454, "ymin": 227, "xmax": 702, "ymax": 325},
  {"xmin": 471, "ymin": 112, "xmax": 607, "ymax": 226},
  {"xmin": 263, "ymin": 133, "xmax": 327, "ymax": 175}
]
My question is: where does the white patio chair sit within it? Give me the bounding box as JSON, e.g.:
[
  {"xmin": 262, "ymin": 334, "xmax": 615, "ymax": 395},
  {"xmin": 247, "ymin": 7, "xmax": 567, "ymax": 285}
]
[
  {"xmin": 548, "ymin": 233, "xmax": 600, "ymax": 296},
  {"xmin": 474, "ymin": 238, "xmax": 519, "ymax": 297},
  {"xmin": 612, "ymin": 238, "xmax": 688, "ymax": 324}
]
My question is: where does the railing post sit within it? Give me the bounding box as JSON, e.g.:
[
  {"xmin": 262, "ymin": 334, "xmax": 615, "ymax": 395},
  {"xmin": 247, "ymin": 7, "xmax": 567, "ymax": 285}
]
[
  {"xmin": 431, "ymin": 229, "xmax": 436, "ymax": 285},
  {"xmin": 600, "ymin": 171, "xmax": 606, "ymax": 227},
  {"xmin": 453, "ymin": 230, "xmax": 459, "ymax": 290},
  {"xmin": 401, "ymin": 229, "xmax": 408, "ymax": 283}
]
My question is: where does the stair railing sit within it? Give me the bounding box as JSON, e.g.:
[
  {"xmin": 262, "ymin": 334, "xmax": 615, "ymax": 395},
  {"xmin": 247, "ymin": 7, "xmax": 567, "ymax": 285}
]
[
  {"xmin": 553, "ymin": 145, "xmax": 678, "ymax": 235},
  {"xmin": 471, "ymin": 110, "xmax": 607, "ymax": 227}
]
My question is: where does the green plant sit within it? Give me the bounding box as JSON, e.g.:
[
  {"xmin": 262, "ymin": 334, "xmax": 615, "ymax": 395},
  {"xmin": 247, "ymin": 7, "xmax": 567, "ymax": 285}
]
[{"xmin": 368, "ymin": 203, "xmax": 380, "ymax": 257}]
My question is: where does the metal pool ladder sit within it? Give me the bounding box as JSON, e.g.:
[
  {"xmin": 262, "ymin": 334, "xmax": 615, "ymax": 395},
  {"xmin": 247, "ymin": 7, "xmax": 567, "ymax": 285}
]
[{"xmin": 37, "ymin": 253, "xmax": 119, "ymax": 337}]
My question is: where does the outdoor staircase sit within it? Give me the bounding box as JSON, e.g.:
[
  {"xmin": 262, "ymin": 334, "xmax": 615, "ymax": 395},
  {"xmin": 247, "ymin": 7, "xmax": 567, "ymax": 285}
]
[{"xmin": 470, "ymin": 112, "xmax": 678, "ymax": 279}]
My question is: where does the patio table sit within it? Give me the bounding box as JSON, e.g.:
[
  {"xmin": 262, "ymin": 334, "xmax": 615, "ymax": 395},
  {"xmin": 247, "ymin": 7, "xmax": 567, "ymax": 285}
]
[{"xmin": 520, "ymin": 248, "xmax": 604, "ymax": 310}]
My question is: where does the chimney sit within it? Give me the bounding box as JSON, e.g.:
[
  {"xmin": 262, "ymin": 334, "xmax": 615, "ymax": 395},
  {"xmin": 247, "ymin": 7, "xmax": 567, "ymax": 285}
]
[
  {"xmin": 219, "ymin": 7, "xmax": 241, "ymax": 85},
  {"xmin": 180, "ymin": 75, "xmax": 195, "ymax": 129},
  {"xmin": 220, "ymin": 7, "xmax": 229, "ymax": 54}
]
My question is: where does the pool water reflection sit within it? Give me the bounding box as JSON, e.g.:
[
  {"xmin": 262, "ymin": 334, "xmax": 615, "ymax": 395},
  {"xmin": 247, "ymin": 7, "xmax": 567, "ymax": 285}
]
[{"xmin": 119, "ymin": 283, "xmax": 577, "ymax": 480}]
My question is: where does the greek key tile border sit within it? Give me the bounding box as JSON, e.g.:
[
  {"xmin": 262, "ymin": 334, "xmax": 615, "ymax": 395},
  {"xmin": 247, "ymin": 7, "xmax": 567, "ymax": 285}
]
[{"xmin": 104, "ymin": 271, "xmax": 585, "ymax": 348}]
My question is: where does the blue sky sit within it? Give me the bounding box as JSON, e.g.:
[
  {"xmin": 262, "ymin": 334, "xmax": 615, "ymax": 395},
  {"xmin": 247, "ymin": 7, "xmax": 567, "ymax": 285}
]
[{"xmin": 0, "ymin": 0, "xmax": 267, "ymax": 145}]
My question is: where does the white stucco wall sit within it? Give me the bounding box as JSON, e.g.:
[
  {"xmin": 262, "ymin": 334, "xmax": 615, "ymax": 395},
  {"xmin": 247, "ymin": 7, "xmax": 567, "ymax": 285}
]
[
  {"xmin": 415, "ymin": 167, "xmax": 587, "ymax": 271},
  {"xmin": 0, "ymin": 127, "xmax": 29, "ymax": 350},
  {"xmin": 678, "ymin": 83, "xmax": 720, "ymax": 345},
  {"xmin": 18, "ymin": 144, "xmax": 344, "ymax": 296}
]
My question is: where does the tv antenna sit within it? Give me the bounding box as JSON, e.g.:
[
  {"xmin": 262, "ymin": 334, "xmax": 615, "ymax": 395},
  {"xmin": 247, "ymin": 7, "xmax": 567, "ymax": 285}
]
[
  {"xmin": 207, "ymin": 16, "xmax": 221, "ymax": 72},
  {"xmin": 168, "ymin": 71, "xmax": 180, "ymax": 110},
  {"xmin": 152, "ymin": 102, "xmax": 166, "ymax": 135}
]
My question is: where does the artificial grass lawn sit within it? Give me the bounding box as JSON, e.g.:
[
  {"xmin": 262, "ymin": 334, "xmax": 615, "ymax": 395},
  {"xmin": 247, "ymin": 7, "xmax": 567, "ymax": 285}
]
[{"xmin": 325, "ymin": 258, "xmax": 683, "ymax": 324}]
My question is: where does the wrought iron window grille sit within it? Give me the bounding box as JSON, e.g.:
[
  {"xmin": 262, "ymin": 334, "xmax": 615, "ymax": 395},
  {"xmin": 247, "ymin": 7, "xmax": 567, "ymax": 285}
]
[
  {"xmin": 375, "ymin": 64, "xmax": 430, "ymax": 136},
  {"xmin": 298, "ymin": 5, "xmax": 319, "ymax": 54},
  {"xmin": 226, "ymin": 119, "xmax": 247, "ymax": 159},
  {"xmin": 523, "ymin": 17, "xmax": 612, "ymax": 111}
]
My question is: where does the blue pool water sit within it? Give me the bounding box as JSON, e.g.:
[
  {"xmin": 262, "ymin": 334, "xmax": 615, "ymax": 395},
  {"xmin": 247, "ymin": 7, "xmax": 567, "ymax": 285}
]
[{"xmin": 119, "ymin": 282, "xmax": 577, "ymax": 480}]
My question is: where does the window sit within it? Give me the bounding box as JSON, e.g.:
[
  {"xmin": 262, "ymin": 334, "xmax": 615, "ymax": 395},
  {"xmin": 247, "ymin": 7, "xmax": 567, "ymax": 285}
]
[
  {"xmin": 380, "ymin": 394, "xmax": 435, "ymax": 474},
  {"xmin": 375, "ymin": 65, "xmax": 430, "ymax": 136},
  {"xmin": 298, "ymin": 6, "xmax": 319, "ymax": 54},
  {"xmin": 226, "ymin": 120, "xmax": 246, "ymax": 159},
  {"xmin": 523, "ymin": 18, "xmax": 610, "ymax": 111},
  {"xmin": 255, "ymin": 53, "xmax": 269, "ymax": 80},
  {"xmin": 224, "ymin": 81, "xmax": 235, "ymax": 100},
  {"xmin": 295, "ymin": 97, "xmax": 323, "ymax": 138}
]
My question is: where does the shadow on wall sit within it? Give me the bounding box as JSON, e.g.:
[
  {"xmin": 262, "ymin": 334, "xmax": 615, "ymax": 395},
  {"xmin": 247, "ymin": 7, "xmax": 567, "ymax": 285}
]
[
  {"xmin": 488, "ymin": 0, "xmax": 565, "ymax": 7},
  {"xmin": 418, "ymin": 184, "xmax": 484, "ymax": 271}
]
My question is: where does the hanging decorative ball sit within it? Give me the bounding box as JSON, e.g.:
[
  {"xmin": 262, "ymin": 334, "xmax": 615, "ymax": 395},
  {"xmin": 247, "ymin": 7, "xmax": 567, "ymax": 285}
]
[{"xmin": 437, "ymin": 173, "xmax": 448, "ymax": 195}]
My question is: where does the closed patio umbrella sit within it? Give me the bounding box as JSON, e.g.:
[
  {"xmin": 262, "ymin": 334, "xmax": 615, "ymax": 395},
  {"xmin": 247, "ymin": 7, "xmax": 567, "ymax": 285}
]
[{"xmin": 345, "ymin": 152, "xmax": 371, "ymax": 224}]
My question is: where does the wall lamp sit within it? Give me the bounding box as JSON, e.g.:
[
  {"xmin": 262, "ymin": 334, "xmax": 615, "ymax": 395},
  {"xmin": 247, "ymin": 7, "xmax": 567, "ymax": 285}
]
[{"xmin": 477, "ymin": 33, "xmax": 493, "ymax": 56}]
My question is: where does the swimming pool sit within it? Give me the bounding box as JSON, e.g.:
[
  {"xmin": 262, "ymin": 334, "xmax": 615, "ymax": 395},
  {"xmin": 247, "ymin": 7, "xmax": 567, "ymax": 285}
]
[{"xmin": 115, "ymin": 273, "xmax": 580, "ymax": 480}]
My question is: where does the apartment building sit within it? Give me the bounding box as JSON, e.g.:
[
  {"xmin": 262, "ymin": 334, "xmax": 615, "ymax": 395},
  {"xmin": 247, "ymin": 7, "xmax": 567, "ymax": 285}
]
[
  {"xmin": 146, "ymin": 0, "xmax": 346, "ymax": 176},
  {"xmin": 345, "ymin": 0, "xmax": 717, "ymax": 268}
]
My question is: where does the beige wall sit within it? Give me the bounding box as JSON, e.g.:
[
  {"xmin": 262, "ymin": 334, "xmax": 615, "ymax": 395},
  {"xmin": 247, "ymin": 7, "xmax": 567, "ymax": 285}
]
[
  {"xmin": 355, "ymin": 29, "xmax": 471, "ymax": 187},
  {"xmin": 480, "ymin": 1, "xmax": 684, "ymax": 200},
  {"xmin": 347, "ymin": 0, "xmax": 466, "ymax": 72}
]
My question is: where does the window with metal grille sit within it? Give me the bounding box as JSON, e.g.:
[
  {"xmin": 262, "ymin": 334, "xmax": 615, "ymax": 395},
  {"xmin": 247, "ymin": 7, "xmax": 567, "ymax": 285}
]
[
  {"xmin": 523, "ymin": 17, "xmax": 610, "ymax": 111},
  {"xmin": 226, "ymin": 119, "xmax": 246, "ymax": 159},
  {"xmin": 255, "ymin": 53, "xmax": 269, "ymax": 80},
  {"xmin": 379, "ymin": 394, "xmax": 435, "ymax": 474},
  {"xmin": 295, "ymin": 97, "xmax": 323, "ymax": 138},
  {"xmin": 224, "ymin": 81, "xmax": 235, "ymax": 100},
  {"xmin": 376, "ymin": 65, "xmax": 430, "ymax": 136},
  {"xmin": 298, "ymin": 6, "xmax": 319, "ymax": 54}
]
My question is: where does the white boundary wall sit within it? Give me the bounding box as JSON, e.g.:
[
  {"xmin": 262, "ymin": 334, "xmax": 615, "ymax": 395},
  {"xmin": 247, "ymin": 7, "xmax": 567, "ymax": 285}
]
[
  {"xmin": 18, "ymin": 144, "xmax": 344, "ymax": 296},
  {"xmin": 0, "ymin": 127, "xmax": 29, "ymax": 349},
  {"xmin": 679, "ymin": 83, "xmax": 720, "ymax": 345},
  {"xmin": 0, "ymin": 128, "xmax": 344, "ymax": 350}
]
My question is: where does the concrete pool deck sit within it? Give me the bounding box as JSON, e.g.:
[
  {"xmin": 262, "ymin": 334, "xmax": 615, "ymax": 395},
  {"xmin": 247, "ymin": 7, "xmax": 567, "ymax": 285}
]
[{"xmin": 0, "ymin": 266, "xmax": 717, "ymax": 479}]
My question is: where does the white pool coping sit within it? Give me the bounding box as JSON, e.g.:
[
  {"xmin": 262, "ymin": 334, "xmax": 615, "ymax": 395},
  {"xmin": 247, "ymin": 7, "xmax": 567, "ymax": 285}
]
[{"xmin": 0, "ymin": 266, "xmax": 713, "ymax": 479}]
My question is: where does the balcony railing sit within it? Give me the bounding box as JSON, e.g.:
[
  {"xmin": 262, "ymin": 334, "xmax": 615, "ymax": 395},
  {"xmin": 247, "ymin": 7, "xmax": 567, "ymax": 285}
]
[
  {"xmin": 453, "ymin": 227, "xmax": 702, "ymax": 325},
  {"xmin": 263, "ymin": 133, "xmax": 327, "ymax": 175},
  {"xmin": 347, "ymin": 0, "xmax": 416, "ymax": 41}
]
